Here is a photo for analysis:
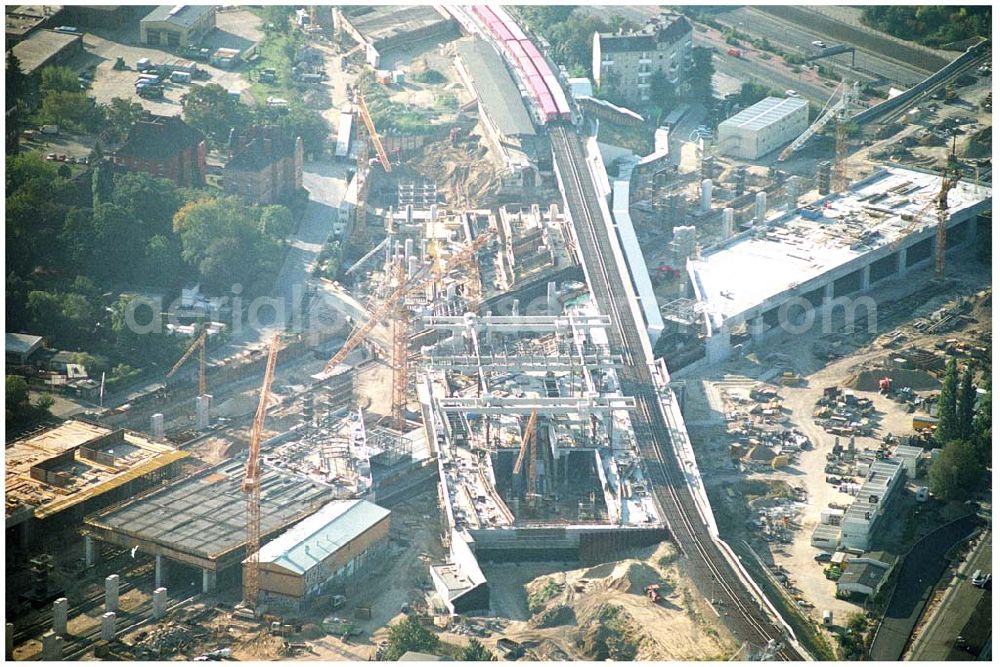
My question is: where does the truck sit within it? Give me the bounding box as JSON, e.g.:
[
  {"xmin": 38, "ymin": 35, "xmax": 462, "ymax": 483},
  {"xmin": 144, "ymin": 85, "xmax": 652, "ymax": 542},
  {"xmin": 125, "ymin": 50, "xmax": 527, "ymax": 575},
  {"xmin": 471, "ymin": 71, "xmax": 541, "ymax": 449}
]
[
  {"xmin": 170, "ymin": 71, "xmax": 192, "ymax": 84},
  {"xmin": 726, "ymin": 48, "xmax": 742, "ymax": 58},
  {"xmin": 40, "ymin": 124, "xmax": 60, "ymax": 135},
  {"xmin": 137, "ymin": 84, "xmax": 164, "ymax": 99},
  {"xmin": 137, "ymin": 57, "xmax": 155, "ymax": 72}
]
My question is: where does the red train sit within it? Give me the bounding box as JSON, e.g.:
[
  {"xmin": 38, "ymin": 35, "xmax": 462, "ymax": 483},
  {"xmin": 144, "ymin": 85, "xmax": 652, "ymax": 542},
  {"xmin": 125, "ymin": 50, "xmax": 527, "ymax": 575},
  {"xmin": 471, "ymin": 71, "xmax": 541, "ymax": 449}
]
[{"xmin": 471, "ymin": 5, "xmax": 572, "ymax": 123}]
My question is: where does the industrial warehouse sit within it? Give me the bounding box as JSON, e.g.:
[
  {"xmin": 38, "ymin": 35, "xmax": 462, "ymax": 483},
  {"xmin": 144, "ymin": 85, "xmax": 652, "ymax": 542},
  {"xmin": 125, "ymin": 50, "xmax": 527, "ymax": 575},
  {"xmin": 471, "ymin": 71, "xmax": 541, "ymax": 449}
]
[{"xmin": 4, "ymin": 3, "xmax": 992, "ymax": 663}]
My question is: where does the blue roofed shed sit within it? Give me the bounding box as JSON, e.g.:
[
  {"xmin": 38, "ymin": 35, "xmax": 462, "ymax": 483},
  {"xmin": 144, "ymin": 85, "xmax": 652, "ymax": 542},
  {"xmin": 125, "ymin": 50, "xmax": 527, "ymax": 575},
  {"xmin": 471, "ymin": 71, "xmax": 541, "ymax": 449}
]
[{"xmin": 253, "ymin": 499, "xmax": 391, "ymax": 609}]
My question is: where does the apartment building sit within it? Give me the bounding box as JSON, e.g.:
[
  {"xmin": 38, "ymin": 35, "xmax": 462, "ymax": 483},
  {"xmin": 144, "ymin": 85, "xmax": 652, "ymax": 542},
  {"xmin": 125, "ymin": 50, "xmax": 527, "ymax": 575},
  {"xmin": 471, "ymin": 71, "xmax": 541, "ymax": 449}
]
[{"xmin": 592, "ymin": 13, "xmax": 693, "ymax": 105}]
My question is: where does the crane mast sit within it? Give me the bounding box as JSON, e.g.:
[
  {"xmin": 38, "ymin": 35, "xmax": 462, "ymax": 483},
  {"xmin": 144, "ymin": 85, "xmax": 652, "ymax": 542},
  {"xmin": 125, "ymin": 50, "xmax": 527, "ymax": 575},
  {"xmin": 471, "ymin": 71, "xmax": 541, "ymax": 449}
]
[
  {"xmin": 167, "ymin": 327, "xmax": 208, "ymax": 396},
  {"xmin": 242, "ymin": 334, "xmax": 280, "ymax": 608},
  {"xmin": 320, "ymin": 230, "xmax": 495, "ymax": 377}
]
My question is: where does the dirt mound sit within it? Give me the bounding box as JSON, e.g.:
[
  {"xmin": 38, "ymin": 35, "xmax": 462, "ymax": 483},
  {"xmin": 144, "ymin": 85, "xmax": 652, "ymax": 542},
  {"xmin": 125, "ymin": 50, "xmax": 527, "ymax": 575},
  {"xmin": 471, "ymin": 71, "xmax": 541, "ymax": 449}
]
[
  {"xmin": 580, "ymin": 604, "xmax": 640, "ymax": 660},
  {"xmin": 846, "ymin": 368, "xmax": 941, "ymax": 391},
  {"xmin": 965, "ymin": 126, "xmax": 991, "ymax": 159},
  {"xmin": 608, "ymin": 561, "xmax": 661, "ymax": 595},
  {"xmin": 530, "ymin": 604, "xmax": 576, "ymax": 629},
  {"xmin": 214, "ymin": 394, "xmax": 257, "ymax": 418}
]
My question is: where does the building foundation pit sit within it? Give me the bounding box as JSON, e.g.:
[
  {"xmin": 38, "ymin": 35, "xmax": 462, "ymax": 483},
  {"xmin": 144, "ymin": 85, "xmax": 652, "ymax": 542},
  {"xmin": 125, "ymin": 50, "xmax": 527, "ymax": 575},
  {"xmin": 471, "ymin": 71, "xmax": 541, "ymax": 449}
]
[{"xmin": 489, "ymin": 447, "xmax": 608, "ymax": 523}]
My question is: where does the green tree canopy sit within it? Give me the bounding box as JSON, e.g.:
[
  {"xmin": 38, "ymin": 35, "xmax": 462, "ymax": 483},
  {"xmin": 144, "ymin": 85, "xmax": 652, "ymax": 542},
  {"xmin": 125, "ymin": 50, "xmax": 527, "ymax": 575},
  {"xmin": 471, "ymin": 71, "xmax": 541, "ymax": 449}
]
[
  {"xmin": 936, "ymin": 358, "xmax": 960, "ymax": 445},
  {"xmin": 957, "ymin": 364, "xmax": 976, "ymax": 442},
  {"xmin": 462, "ymin": 638, "xmax": 497, "ymax": 662},
  {"xmin": 173, "ymin": 196, "xmax": 283, "ymax": 293},
  {"xmin": 928, "ymin": 439, "xmax": 982, "ymax": 502},
  {"xmin": 40, "ymin": 65, "xmax": 81, "ymax": 94},
  {"xmin": 182, "ymin": 83, "xmax": 251, "ymax": 144},
  {"xmin": 381, "ymin": 616, "xmax": 440, "ymax": 661},
  {"xmin": 688, "ymin": 46, "xmax": 715, "ymax": 103}
]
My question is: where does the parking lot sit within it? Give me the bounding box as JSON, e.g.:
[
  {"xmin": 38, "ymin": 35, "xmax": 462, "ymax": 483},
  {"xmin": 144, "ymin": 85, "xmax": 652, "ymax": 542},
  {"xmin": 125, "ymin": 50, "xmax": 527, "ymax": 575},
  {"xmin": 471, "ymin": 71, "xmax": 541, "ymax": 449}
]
[{"xmin": 73, "ymin": 10, "xmax": 263, "ymax": 115}]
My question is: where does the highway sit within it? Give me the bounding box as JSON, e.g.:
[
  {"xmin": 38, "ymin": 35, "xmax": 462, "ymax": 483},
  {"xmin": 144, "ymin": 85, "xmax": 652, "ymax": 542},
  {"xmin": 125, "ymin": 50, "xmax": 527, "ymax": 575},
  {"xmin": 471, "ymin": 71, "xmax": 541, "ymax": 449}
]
[
  {"xmin": 714, "ymin": 7, "xmax": 941, "ymax": 88},
  {"xmin": 551, "ymin": 125, "xmax": 804, "ymax": 660}
]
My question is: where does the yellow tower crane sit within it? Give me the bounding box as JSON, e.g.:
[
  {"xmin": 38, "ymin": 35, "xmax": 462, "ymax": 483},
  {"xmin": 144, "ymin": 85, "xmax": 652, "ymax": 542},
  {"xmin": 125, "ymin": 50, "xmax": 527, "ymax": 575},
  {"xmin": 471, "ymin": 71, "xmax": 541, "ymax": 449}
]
[{"xmin": 242, "ymin": 334, "xmax": 280, "ymax": 608}]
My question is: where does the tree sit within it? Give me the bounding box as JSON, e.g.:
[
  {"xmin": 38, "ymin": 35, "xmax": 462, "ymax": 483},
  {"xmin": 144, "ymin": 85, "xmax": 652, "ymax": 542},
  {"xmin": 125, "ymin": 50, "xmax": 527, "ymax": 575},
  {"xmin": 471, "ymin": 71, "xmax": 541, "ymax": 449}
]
[
  {"xmin": 181, "ymin": 83, "xmax": 250, "ymax": 144},
  {"xmin": 38, "ymin": 90, "xmax": 102, "ymax": 131},
  {"xmin": 35, "ymin": 393, "xmax": 55, "ymax": 414},
  {"xmin": 462, "ymin": 639, "xmax": 497, "ymax": 662},
  {"xmin": 102, "ymin": 97, "xmax": 145, "ymax": 144},
  {"xmin": 6, "ymin": 375, "xmax": 30, "ymax": 423},
  {"xmin": 929, "ymin": 439, "xmax": 982, "ymax": 501},
  {"xmin": 7, "ymin": 52, "xmax": 35, "ymax": 108},
  {"xmin": 173, "ymin": 196, "xmax": 283, "ymax": 294},
  {"xmin": 40, "ymin": 65, "xmax": 81, "ymax": 94},
  {"xmin": 971, "ymin": 374, "xmax": 991, "ymax": 465},
  {"xmin": 259, "ymin": 205, "xmax": 294, "ymax": 238},
  {"xmin": 57, "ymin": 163, "xmax": 72, "ymax": 179},
  {"xmin": 936, "ymin": 358, "xmax": 960, "ymax": 445},
  {"xmin": 381, "ymin": 616, "xmax": 440, "ymax": 661},
  {"xmin": 261, "ymin": 5, "xmax": 294, "ymax": 32},
  {"xmin": 957, "ymin": 364, "xmax": 976, "ymax": 441},
  {"xmin": 515, "ymin": 6, "xmax": 575, "ymax": 33},
  {"xmin": 688, "ymin": 46, "xmax": 715, "ymax": 103},
  {"xmin": 649, "ymin": 70, "xmax": 677, "ymax": 113}
]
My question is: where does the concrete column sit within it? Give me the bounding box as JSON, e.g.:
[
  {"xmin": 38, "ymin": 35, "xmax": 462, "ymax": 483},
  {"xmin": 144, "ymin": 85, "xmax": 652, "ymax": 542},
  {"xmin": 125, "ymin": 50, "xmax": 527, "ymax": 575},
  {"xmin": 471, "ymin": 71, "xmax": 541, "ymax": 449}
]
[
  {"xmin": 196, "ymin": 394, "xmax": 212, "ymax": 430},
  {"xmin": 105, "ymin": 574, "xmax": 119, "ymax": 612},
  {"xmin": 407, "ymin": 255, "xmax": 419, "ymax": 279},
  {"xmin": 511, "ymin": 298, "xmax": 520, "ymax": 317},
  {"xmin": 786, "ymin": 175, "xmax": 801, "ymax": 210},
  {"xmin": 6, "ymin": 622, "xmax": 13, "ymax": 660},
  {"xmin": 700, "ymin": 178, "xmax": 713, "ymax": 212},
  {"xmin": 84, "ymin": 535, "xmax": 97, "ymax": 567},
  {"xmin": 100, "ymin": 613, "xmax": 116, "ymax": 641},
  {"xmin": 897, "ymin": 247, "xmax": 908, "ymax": 277},
  {"xmin": 446, "ymin": 283, "xmax": 457, "ymax": 300},
  {"xmin": 150, "ymin": 413, "xmax": 165, "ymax": 440},
  {"xmin": 706, "ymin": 325, "xmax": 732, "ymax": 364},
  {"xmin": 755, "ymin": 191, "xmax": 767, "ymax": 223},
  {"xmin": 823, "ymin": 282, "xmax": 835, "ymax": 302},
  {"xmin": 419, "ymin": 239, "xmax": 427, "ymax": 261},
  {"xmin": 404, "ymin": 238, "xmax": 414, "ymax": 264},
  {"xmin": 52, "ymin": 597, "xmax": 68, "ymax": 636},
  {"xmin": 155, "ymin": 555, "xmax": 166, "ymax": 589},
  {"xmin": 430, "ymin": 204, "xmax": 438, "ymax": 221},
  {"xmin": 405, "ymin": 204, "xmax": 413, "ymax": 224},
  {"xmin": 722, "ymin": 208, "xmax": 734, "ymax": 241},
  {"xmin": 751, "ymin": 316, "xmax": 766, "ymax": 345},
  {"xmin": 152, "ymin": 587, "xmax": 168, "ymax": 620},
  {"xmin": 860, "ymin": 264, "xmax": 871, "ymax": 292},
  {"xmin": 547, "ymin": 281, "xmax": 559, "ymax": 316},
  {"xmin": 41, "ymin": 631, "xmax": 63, "ymax": 661},
  {"xmin": 202, "ymin": 569, "xmax": 216, "ymax": 594}
]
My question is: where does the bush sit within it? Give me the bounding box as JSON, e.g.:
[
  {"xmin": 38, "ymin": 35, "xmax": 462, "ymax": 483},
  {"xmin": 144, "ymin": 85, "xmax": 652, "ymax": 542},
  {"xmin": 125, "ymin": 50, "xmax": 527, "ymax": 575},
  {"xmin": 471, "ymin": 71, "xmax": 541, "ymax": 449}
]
[{"xmin": 411, "ymin": 68, "xmax": 446, "ymax": 84}]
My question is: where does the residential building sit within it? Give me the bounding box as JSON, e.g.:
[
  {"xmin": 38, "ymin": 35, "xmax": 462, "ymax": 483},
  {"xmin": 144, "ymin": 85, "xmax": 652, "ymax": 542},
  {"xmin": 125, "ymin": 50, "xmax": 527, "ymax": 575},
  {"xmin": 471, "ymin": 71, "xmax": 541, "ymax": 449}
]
[
  {"xmin": 113, "ymin": 114, "xmax": 206, "ymax": 187},
  {"xmin": 254, "ymin": 499, "xmax": 391, "ymax": 610},
  {"xmin": 140, "ymin": 5, "xmax": 215, "ymax": 49},
  {"xmin": 840, "ymin": 458, "xmax": 904, "ymax": 551},
  {"xmin": 592, "ymin": 13, "xmax": 693, "ymax": 105},
  {"xmin": 718, "ymin": 96, "xmax": 810, "ymax": 160},
  {"xmin": 223, "ymin": 128, "xmax": 304, "ymax": 204}
]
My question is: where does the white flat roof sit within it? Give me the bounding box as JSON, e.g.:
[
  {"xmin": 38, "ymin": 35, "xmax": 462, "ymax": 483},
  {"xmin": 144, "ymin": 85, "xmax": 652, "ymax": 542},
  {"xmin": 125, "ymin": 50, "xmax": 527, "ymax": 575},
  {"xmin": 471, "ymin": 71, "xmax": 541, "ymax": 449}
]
[
  {"xmin": 690, "ymin": 166, "xmax": 991, "ymax": 328},
  {"xmin": 719, "ymin": 96, "xmax": 807, "ymax": 132}
]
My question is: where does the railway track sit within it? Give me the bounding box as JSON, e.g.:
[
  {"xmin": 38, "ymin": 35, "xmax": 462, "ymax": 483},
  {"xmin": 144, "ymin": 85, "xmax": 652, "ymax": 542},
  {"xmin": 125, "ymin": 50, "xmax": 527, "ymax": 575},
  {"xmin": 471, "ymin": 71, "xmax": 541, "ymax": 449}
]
[{"xmin": 551, "ymin": 125, "xmax": 804, "ymax": 660}]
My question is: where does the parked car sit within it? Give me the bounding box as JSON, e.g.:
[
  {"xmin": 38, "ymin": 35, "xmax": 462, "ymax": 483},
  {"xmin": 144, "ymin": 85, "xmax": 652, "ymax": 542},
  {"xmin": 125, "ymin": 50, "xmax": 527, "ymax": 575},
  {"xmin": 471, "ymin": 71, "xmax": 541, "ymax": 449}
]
[
  {"xmin": 785, "ymin": 89, "xmax": 800, "ymax": 98},
  {"xmin": 811, "ymin": 40, "xmax": 826, "ymax": 48},
  {"xmin": 814, "ymin": 552, "xmax": 833, "ymax": 563}
]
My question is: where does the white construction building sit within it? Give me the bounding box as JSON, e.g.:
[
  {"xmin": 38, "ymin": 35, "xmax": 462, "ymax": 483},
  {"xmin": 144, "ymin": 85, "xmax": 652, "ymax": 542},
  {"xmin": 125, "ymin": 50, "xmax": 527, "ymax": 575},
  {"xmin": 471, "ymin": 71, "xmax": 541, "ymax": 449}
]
[{"xmin": 718, "ymin": 96, "xmax": 809, "ymax": 160}]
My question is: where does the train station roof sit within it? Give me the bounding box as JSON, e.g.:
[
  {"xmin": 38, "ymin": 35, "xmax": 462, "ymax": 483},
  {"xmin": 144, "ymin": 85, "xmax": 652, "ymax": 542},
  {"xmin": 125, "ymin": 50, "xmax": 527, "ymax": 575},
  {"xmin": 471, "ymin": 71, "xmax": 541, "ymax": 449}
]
[{"xmin": 456, "ymin": 38, "xmax": 536, "ymax": 138}]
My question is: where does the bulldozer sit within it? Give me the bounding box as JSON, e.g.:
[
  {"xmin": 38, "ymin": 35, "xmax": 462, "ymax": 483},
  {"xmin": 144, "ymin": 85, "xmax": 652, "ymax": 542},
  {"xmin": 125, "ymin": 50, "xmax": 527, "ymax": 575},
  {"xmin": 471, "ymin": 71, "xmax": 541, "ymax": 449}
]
[{"xmin": 645, "ymin": 584, "xmax": 663, "ymax": 603}]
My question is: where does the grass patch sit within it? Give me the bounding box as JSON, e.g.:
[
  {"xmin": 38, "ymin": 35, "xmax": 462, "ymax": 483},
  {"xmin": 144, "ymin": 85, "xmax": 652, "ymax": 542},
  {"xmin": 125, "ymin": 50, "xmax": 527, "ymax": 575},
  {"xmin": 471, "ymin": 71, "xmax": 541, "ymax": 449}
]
[
  {"xmin": 245, "ymin": 30, "xmax": 303, "ymax": 106},
  {"xmin": 411, "ymin": 68, "xmax": 446, "ymax": 84},
  {"xmin": 527, "ymin": 577, "xmax": 561, "ymax": 614}
]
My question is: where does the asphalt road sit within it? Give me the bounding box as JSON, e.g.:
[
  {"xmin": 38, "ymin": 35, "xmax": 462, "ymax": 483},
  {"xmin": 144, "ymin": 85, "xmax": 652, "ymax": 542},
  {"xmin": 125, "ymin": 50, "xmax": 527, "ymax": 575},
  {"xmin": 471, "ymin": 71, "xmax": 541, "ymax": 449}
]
[
  {"xmin": 714, "ymin": 7, "xmax": 935, "ymax": 88},
  {"xmin": 869, "ymin": 513, "xmax": 982, "ymax": 661},
  {"xmin": 908, "ymin": 530, "xmax": 992, "ymax": 660}
]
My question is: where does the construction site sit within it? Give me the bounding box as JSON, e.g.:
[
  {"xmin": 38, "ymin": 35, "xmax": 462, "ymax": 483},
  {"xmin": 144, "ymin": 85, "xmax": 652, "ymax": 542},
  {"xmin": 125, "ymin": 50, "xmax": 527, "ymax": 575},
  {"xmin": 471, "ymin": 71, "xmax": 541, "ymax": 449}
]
[{"xmin": 5, "ymin": 4, "xmax": 992, "ymax": 663}]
